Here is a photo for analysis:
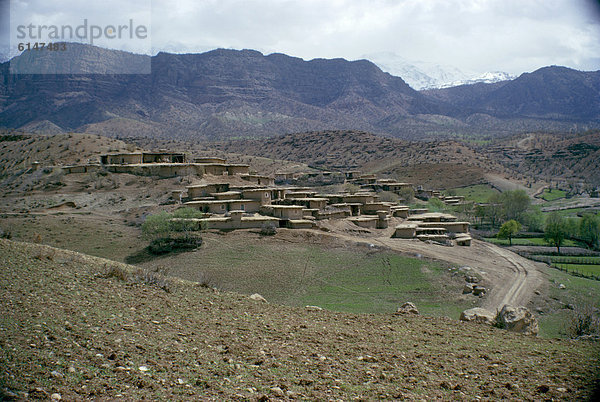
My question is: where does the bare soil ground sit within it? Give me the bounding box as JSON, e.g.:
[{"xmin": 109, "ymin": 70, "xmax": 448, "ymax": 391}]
[{"xmin": 1, "ymin": 239, "xmax": 599, "ymax": 400}]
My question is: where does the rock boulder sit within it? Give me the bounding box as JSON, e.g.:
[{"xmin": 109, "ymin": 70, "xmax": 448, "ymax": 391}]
[
  {"xmin": 249, "ymin": 293, "xmax": 267, "ymax": 303},
  {"xmin": 396, "ymin": 302, "xmax": 420, "ymax": 315},
  {"xmin": 497, "ymin": 305, "xmax": 539, "ymax": 336},
  {"xmin": 459, "ymin": 308, "xmax": 496, "ymax": 325}
]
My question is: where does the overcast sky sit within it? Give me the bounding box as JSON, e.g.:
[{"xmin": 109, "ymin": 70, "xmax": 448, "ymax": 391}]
[{"xmin": 3, "ymin": 0, "xmax": 600, "ymax": 75}]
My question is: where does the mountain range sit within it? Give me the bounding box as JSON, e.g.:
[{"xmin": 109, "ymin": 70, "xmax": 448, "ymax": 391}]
[
  {"xmin": 362, "ymin": 52, "xmax": 514, "ymax": 90},
  {"xmin": 0, "ymin": 43, "xmax": 598, "ymax": 140}
]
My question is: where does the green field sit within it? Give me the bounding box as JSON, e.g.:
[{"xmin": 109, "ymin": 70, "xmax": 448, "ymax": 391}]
[
  {"xmin": 538, "ymin": 188, "xmax": 567, "ymax": 201},
  {"xmin": 484, "ymin": 237, "xmax": 580, "ymax": 247},
  {"xmin": 444, "ymin": 184, "xmax": 499, "ymax": 203},
  {"xmin": 538, "ymin": 267, "xmax": 600, "ymax": 338},
  {"xmin": 554, "ymin": 263, "xmax": 600, "ymax": 277},
  {"xmin": 138, "ymin": 232, "xmax": 476, "ymax": 319},
  {"xmin": 532, "ymin": 255, "xmax": 600, "ymax": 265}
]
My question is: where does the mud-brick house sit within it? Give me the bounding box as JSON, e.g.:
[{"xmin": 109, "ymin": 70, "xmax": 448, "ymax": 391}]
[
  {"xmin": 241, "ymin": 188, "xmax": 275, "ymax": 205},
  {"xmin": 342, "ymin": 193, "xmax": 377, "ymax": 205},
  {"xmin": 194, "ymin": 157, "xmax": 227, "ymax": 164},
  {"xmin": 261, "ymin": 205, "xmax": 305, "ymax": 220},
  {"xmin": 345, "ymin": 170, "xmax": 362, "ymax": 180},
  {"xmin": 361, "ymin": 202, "xmax": 392, "ymax": 215},
  {"xmin": 185, "ymin": 199, "xmax": 261, "ymax": 214},
  {"xmin": 226, "ymin": 164, "xmax": 251, "ymax": 175},
  {"xmin": 187, "ymin": 184, "xmax": 230, "ymax": 200},
  {"xmin": 392, "ymin": 223, "xmax": 419, "ymax": 238},
  {"xmin": 100, "ymin": 152, "xmax": 185, "ymax": 165},
  {"xmin": 278, "ymin": 197, "xmax": 328, "ymax": 210},
  {"xmin": 142, "ymin": 152, "xmax": 186, "ymax": 163},
  {"xmin": 285, "ymin": 190, "xmax": 318, "ymax": 199},
  {"xmin": 241, "ymin": 174, "xmax": 275, "ymax": 186}
]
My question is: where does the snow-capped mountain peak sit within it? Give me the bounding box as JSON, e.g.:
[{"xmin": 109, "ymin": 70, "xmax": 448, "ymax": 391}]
[{"xmin": 361, "ymin": 52, "xmax": 513, "ymax": 90}]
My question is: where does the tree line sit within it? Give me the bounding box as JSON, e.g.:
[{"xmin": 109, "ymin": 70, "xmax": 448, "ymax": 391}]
[{"xmin": 475, "ymin": 189, "xmax": 599, "ymax": 253}]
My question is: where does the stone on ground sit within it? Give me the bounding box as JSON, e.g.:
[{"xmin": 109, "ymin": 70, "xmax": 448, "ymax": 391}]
[
  {"xmin": 249, "ymin": 293, "xmax": 268, "ymax": 303},
  {"xmin": 497, "ymin": 305, "xmax": 539, "ymax": 336},
  {"xmin": 396, "ymin": 302, "xmax": 419, "ymax": 315},
  {"xmin": 460, "ymin": 308, "xmax": 496, "ymax": 325}
]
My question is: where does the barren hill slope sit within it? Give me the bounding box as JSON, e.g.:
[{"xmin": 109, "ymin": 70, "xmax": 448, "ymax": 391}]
[
  {"xmin": 213, "ymin": 130, "xmax": 506, "ymax": 187},
  {"xmin": 1, "ymin": 238, "xmax": 599, "ymax": 400},
  {"xmin": 481, "ymin": 131, "xmax": 600, "ymax": 186},
  {"xmin": 0, "ymin": 132, "xmax": 139, "ymax": 178}
]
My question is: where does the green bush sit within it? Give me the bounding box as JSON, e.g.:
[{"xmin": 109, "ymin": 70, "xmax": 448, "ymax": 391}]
[
  {"xmin": 377, "ymin": 191, "xmax": 400, "ymax": 203},
  {"xmin": 148, "ymin": 236, "xmax": 203, "ymax": 255},
  {"xmin": 427, "ymin": 198, "xmax": 446, "ymax": 212},
  {"xmin": 521, "ymin": 206, "xmax": 545, "ymax": 232}
]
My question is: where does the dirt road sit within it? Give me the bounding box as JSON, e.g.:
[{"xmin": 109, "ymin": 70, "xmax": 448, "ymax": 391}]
[
  {"xmin": 321, "ymin": 223, "xmax": 544, "ymax": 311},
  {"xmin": 373, "ymin": 237, "xmax": 543, "ymax": 310}
]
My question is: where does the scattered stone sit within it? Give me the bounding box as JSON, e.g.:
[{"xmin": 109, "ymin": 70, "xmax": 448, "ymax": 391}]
[
  {"xmin": 67, "ymin": 366, "xmax": 76, "ymax": 373},
  {"xmin": 357, "ymin": 355, "xmax": 378, "ymax": 363},
  {"xmin": 270, "ymin": 386, "xmax": 284, "ymax": 397},
  {"xmin": 305, "ymin": 305, "xmax": 323, "ymax": 311},
  {"xmin": 249, "ymin": 293, "xmax": 267, "ymax": 303},
  {"xmin": 177, "ymin": 378, "xmax": 185, "ymax": 385},
  {"xmin": 458, "ymin": 266, "xmax": 472, "ymax": 273},
  {"xmin": 139, "ymin": 366, "xmax": 149, "ymax": 372},
  {"xmin": 534, "ymin": 290, "xmax": 541, "ymax": 295},
  {"xmin": 2, "ymin": 389, "xmax": 19, "ymax": 399},
  {"xmin": 440, "ymin": 381, "xmax": 451, "ymax": 390},
  {"xmin": 50, "ymin": 393, "xmax": 62, "ymax": 401},
  {"xmin": 559, "ymin": 283, "xmax": 566, "ymax": 289},
  {"xmin": 472, "ymin": 286, "xmax": 486, "ymax": 296},
  {"xmin": 536, "ymin": 384, "xmax": 550, "ymax": 393},
  {"xmin": 50, "ymin": 370, "xmax": 63, "ymax": 378},
  {"xmin": 557, "ymin": 387, "xmax": 568, "ymax": 393},
  {"xmin": 465, "ymin": 275, "xmax": 479, "ymax": 283},
  {"xmin": 28, "ymin": 387, "xmax": 49, "ymax": 399},
  {"xmin": 462, "ymin": 283, "xmax": 474, "ymax": 294},
  {"xmin": 497, "ymin": 305, "xmax": 539, "ymax": 336},
  {"xmin": 396, "ymin": 302, "xmax": 419, "ymax": 315},
  {"xmin": 459, "ymin": 308, "xmax": 496, "ymax": 326}
]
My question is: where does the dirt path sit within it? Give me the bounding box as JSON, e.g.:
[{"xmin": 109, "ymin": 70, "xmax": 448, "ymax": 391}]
[{"xmin": 321, "ymin": 226, "xmax": 544, "ymax": 311}]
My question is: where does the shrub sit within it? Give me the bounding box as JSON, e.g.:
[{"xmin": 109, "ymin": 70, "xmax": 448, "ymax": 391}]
[
  {"xmin": 398, "ymin": 187, "xmax": 415, "ymax": 203},
  {"xmin": 377, "ymin": 191, "xmax": 399, "ymax": 203},
  {"xmin": 148, "ymin": 235, "xmax": 203, "ymax": 255},
  {"xmin": 579, "ymin": 214, "xmax": 600, "ymax": 250},
  {"xmin": 32, "ymin": 233, "xmax": 42, "ymax": 243},
  {"xmin": 132, "ymin": 269, "xmax": 172, "ymax": 293},
  {"xmin": 100, "ymin": 264, "xmax": 129, "ymax": 281},
  {"xmin": 565, "ymin": 305, "xmax": 600, "ymax": 338},
  {"xmin": 344, "ymin": 183, "xmax": 361, "ymax": 194},
  {"xmin": 259, "ymin": 222, "xmax": 277, "ymax": 236},
  {"xmin": 427, "ymin": 197, "xmax": 446, "ymax": 212},
  {"xmin": 142, "ymin": 210, "xmax": 206, "ymax": 240},
  {"xmin": 521, "ymin": 207, "xmax": 545, "ymax": 232}
]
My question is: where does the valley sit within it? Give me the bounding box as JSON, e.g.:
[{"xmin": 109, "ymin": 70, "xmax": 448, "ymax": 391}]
[{"xmin": 1, "ymin": 46, "xmax": 600, "ymax": 400}]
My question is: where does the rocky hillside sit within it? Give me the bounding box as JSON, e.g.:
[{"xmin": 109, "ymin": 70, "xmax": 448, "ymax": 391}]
[
  {"xmin": 1, "ymin": 238, "xmax": 599, "ymax": 400},
  {"xmin": 1, "ymin": 44, "xmax": 599, "ymax": 140},
  {"xmin": 213, "ymin": 130, "xmax": 505, "ymax": 185},
  {"xmin": 0, "ymin": 43, "xmax": 448, "ymax": 140},
  {"xmin": 423, "ymin": 66, "xmax": 600, "ymax": 122},
  {"xmin": 481, "ymin": 130, "xmax": 600, "ymax": 186},
  {"xmin": 0, "ymin": 132, "xmax": 138, "ymax": 178}
]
